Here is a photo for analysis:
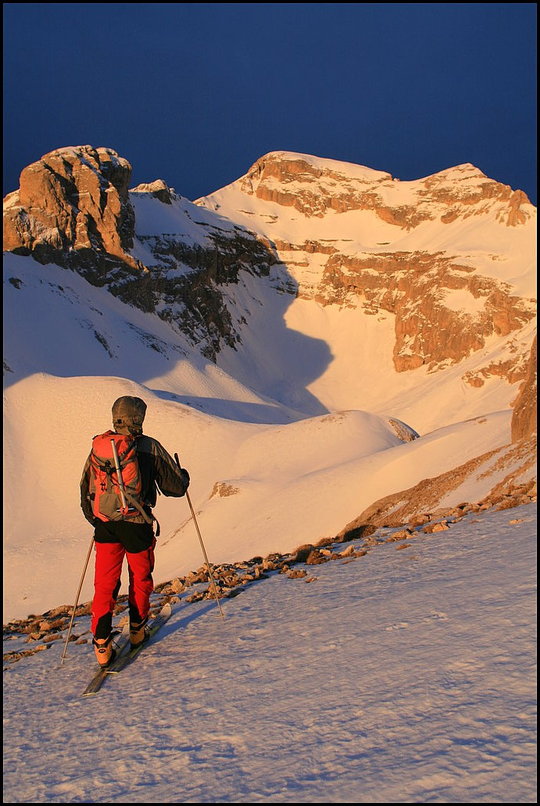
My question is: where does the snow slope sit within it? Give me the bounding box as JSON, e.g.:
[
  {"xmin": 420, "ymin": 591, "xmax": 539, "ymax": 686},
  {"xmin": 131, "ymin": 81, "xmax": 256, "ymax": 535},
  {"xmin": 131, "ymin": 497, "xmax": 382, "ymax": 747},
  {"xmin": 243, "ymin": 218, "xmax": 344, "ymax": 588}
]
[
  {"xmin": 3, "ymin": 248, "xmax": 523, "ymax": 622},
  {"xmin": 196, "ymin": 150, "xmax": 536, "ymax": 426},
  {"xmin": 3, "ymin": 505, "xmax": 536, "ymax": 803}
]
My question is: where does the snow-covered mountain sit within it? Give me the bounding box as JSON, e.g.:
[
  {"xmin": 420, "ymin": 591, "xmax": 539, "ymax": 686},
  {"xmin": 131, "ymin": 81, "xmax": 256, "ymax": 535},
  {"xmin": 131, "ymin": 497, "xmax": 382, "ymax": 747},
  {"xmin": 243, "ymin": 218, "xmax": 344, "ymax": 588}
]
[{"xmin": 3, "ymin": 145, "xmax": 536, "ymax": 621}]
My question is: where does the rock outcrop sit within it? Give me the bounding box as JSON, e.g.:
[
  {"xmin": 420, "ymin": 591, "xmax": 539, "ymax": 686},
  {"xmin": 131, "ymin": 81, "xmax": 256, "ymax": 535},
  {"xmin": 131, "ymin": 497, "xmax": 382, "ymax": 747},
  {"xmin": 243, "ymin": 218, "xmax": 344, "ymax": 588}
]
[
  {"xmin": 337, "ymin": 436, "xmax": 536, "ymax": 536},
  {"xmin": 328, "ymin": 323, "xmax": 537, "ymax": 534},
  {"xmin": 131, "ymin": 179, "xmax": 174, "ymax": 204},
  {"xmin": 313, "ymin": 250, "xmax": 535, "ymax": 372},
  {"xmin": 3, "ymin": 146, "xmax": 139, "ymax": 274},
  {"xmin": 238, "ymin": 152, "xmax": 533, "ymax": 227},
  {"xmin": 511, "ymin": 336, "xmax": 537, "ymax": 442}
]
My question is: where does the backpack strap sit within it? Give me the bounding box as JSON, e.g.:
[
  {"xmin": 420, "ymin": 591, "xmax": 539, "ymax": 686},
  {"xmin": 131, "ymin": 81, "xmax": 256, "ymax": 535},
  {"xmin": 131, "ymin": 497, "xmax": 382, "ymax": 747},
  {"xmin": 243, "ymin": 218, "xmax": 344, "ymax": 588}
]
[{"xmin": 121, "ymin": 488, "xmax": 161, "ymax": 536}]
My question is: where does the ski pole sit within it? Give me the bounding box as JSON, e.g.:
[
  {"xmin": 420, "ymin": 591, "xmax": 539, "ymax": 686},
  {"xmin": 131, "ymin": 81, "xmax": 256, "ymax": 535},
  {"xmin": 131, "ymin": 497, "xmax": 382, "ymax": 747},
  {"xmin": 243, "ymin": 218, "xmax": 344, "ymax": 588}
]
[
  {"xmin": 60, "ymin": 536, "xmax": 94, "ymax": 665},
  {"xmin": 110, "ymin": 438, "xmax": 129, "ymax": 514},
  {"xmin": 174, "ymin": 453, "xmax": 225, "ymax": 619}
]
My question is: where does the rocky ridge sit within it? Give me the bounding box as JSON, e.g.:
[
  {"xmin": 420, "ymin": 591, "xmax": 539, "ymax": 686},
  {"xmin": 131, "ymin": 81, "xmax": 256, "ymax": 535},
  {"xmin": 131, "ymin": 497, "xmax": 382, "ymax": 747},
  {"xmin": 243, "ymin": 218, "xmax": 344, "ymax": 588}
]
[
  {"xmin": 199, "ymin": 150, "xmax": 536, "ymax": 381},
  {"xmin": 238, "ymin": 152, "xmax": 532, "ymax": 226},
  {"xmin": 315, "ymin": 250, "xmax": 533, "ymax": 373},
  {"xmin": 337, "ymin": 333, "xmax": 537, "ymax": 533}
]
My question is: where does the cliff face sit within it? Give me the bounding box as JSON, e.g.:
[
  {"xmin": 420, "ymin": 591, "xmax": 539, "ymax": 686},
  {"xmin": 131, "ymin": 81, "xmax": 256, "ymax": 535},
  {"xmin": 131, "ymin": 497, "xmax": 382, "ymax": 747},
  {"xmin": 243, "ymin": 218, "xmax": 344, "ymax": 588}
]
[
  {"xmin": 238, "ymin": 151, "xmax": 532, "ymax": 226},
  {"xmin": 199, "ymin": 150, "xmax": 536, "ymax": 383},
  {"xmin": 3, "ymin": 146, "xmax": 138, "ymax": 273},
  {"xmin": 511, "ymin": 336, "xmax": 537, "ymax": 442},
  {"xmin": 315, "ymin": 250, "xmax": 533, "ymax": 374}
]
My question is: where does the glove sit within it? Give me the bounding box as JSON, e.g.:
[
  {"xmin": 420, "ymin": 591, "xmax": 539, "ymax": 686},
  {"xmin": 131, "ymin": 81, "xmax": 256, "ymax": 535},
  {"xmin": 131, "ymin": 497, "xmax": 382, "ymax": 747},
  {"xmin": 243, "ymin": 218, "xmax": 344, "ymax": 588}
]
[{"xmin": 180, "ymin": 468, "xmax": 190, "ymax": 490}]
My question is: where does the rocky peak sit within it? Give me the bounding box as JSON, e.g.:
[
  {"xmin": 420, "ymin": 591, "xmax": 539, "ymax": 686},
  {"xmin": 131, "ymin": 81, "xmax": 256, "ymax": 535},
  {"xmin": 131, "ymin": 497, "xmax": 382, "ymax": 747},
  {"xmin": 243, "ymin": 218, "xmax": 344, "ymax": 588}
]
[
  {"xmin": 3, "ymin": 144, "xmax": 281, "ymax": 362},
  {"xmin": 239, "ymin": 151, "xmax": 394, "ymax": 218},
  {"xmin": 236, "ymin": 150, "xmax": 532, "ymax": 227},
  {"xmin": 3, "ymin": 145, "xmax": 139, "ymax": 273},
  {"xmin": 3, "ymin": 146, "xmax": 536, "ymax": 379},
  {"xmin": 131, "ymin": 179, "xmax": 174, "ymax": 204}
]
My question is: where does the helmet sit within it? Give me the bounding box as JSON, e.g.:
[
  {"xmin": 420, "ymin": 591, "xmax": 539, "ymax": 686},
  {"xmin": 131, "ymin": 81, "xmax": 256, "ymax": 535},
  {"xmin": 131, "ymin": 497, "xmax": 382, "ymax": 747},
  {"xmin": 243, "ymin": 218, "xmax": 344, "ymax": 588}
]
[{"xmin": 112, "ymin": 396, "xmax": 147, "ymax": 436}]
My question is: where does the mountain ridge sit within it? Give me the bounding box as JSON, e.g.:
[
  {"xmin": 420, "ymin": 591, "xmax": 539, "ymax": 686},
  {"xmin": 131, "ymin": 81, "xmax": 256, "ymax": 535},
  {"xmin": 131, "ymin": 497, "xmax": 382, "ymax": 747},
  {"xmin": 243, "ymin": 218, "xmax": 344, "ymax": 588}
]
[
  {"xmin": 2, "ymin": 144, "xmax": 536, "ymax": 621},
  {"xmin": 4, "ymin": 145, "xmax": 536, "ymax": 389}
]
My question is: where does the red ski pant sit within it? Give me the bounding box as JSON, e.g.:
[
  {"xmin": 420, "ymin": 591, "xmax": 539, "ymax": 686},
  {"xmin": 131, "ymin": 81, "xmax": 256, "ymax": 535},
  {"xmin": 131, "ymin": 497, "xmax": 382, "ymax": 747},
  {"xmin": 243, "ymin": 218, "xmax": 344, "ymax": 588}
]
[{"xmin": 91, "ymin": 540, "xmax": 156, "ymax": 638}]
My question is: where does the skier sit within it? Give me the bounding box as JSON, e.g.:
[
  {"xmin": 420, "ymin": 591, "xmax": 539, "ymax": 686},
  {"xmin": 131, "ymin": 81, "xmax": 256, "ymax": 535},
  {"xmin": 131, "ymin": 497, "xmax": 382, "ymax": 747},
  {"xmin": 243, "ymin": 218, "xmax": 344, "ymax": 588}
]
[{"xmin": 80, "ymin": 396, "xmax": 190, "ymax": 667}]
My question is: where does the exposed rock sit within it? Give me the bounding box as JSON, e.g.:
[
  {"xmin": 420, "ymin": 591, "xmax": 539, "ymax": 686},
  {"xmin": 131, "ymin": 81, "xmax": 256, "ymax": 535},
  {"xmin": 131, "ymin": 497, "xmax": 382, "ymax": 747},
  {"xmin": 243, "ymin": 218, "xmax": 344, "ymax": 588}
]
[
  {"xmin": 210, "ymin": 481, "xmax": 240, "ymax": 498},
  {"xmin": 338, "ymin": 436, "xmax": 536, "ymax": 533},
  {"xmin": 38, "ymin": 618, "xmax": 66, "ymax": 633},
  {"xmin": 3, "ymin": 645, "xmax": 50, "ymax": 664},
  {"xmin": 3, "ymin": 145, "xmax": 280, "ymax": 362},
  {"xmin": 291, "ymin": 544, "xmax": 316, "ymax": 563},
  {"xmin": 384, "ymin": 529, "xmax": 414, "ymax": 542},
  {"xmin": 199, "ymin": 151, "xmax": 536, "ymax": 381},
  {"xmin": 511, "ymin": 336, "xmax": 537, "ymax": 442},
  {"xmin": 113, "ymin": 228, "xmax": 278, "ymax": 361},
  {"xmin": 305, "ymin": 549, "xmax": 331, "ymax": 565},
  {"xmin": 422, "ymin": 520, "xmax": 450, "ymax": 533},
  {"xmin": 387, "ymin": 418, "xmax": 420, "ymax": 442},
  {"xmin": 286, "ymin": 568, "xmax": 309, "ymax": 579},
  {"xmin": 239, "ymin": 152, "xmax": 533, "ymax": 227},
  {"xmin": 4, "ymin": 145, "xmax": 138, "ymax": 272},
  {"xmin": 4, "ymin": 146, "xmax": 535, "ymax": 377},
  {"xmin": 314, "ymin": 250, "xmax": 534, "ymax": 373},
  {"xmin": 131, "ymin": 179, "xmax": 174, "ymax": 204},
  {"xmin": 336, "ymin": 545, "xmax": 356, "ymax": 557}
]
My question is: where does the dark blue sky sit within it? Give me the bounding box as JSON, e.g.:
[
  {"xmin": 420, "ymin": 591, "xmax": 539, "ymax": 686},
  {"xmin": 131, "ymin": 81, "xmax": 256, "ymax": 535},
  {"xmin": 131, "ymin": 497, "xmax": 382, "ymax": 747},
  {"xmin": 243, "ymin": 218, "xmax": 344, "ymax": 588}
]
[{"xmin": 3, "ymin": 3, "xmax": 537, "ymax": 204}]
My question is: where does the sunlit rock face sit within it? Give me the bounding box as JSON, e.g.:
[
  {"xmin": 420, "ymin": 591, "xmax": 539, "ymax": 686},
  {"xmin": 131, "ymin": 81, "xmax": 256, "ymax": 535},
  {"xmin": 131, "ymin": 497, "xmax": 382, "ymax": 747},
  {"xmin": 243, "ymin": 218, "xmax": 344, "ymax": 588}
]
[
  {"xmin": 198, "ymin": 150, "xmax": 536, "ymax": 381},
  {"xmin": 3, "ymin": 145, "xmax": 278, "ymax": 360},
  {"xmin": 511, "ymin": 336, "xmax": 537, "ymax": 443},
  {"xmin": 238, "ymin": 151, "xmax": 532, "ymax": 226},
  {"xmin": 3, "ymin": 146, "xmax": 138, "ymax": 270}
]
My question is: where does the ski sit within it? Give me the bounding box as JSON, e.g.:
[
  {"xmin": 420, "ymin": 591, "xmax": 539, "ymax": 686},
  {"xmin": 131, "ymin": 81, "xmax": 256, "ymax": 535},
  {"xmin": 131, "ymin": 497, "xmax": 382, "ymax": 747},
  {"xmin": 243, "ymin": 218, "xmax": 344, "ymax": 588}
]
[
  {"xmin": 81, "ymin": 604, "xmax": 171, "ymax": 696},
  {"xmin": 81, "ymin": 624, "xmax": 131, "ymax": 697},
  {"xmin": 107, "ymin": 603, "xmax": 172, "ymax": 674}
]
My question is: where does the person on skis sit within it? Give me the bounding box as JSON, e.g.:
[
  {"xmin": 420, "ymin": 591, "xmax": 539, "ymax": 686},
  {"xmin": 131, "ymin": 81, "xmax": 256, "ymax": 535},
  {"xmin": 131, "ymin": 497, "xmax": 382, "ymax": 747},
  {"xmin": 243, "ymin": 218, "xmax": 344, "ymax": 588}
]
[{"xmin": 80, "ymin": 395, "xmax": 190, "ymax": 667}]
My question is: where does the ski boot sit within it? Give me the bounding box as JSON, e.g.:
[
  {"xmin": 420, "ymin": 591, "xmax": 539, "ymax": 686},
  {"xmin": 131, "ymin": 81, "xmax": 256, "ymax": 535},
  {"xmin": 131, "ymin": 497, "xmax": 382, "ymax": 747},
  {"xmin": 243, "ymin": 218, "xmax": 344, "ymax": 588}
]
[
  {"xmin": 130, "ymin": 617, "xmax": 150, "ymax": 649},
  {"xmin": 92, "ymin": 634, "xmax": 117, "ymax": 668}
]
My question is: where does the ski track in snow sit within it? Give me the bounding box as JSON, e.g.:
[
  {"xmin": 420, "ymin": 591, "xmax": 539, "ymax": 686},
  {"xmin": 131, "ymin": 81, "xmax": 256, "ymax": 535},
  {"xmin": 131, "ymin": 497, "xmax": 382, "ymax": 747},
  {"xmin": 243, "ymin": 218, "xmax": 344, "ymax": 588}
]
[{"xmin": 3, "ymin": 505, "xmax": 536, "ymax": 804}]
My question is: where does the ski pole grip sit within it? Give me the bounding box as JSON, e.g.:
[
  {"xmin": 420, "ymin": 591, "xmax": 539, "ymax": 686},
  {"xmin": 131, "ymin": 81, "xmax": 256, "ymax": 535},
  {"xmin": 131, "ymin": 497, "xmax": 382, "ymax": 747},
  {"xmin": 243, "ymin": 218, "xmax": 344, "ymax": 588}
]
[{"xmin": 174, "ymin": 452, "xmax": 182, "ymax": 470}]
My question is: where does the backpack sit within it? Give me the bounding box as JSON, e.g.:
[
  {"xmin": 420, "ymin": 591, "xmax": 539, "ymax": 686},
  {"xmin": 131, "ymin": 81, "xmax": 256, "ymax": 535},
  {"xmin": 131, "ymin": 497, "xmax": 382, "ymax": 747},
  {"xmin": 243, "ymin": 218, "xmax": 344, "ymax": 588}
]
[{"xmin": 89, "ymin": 431, "xmax": 154, "ymax": 527}]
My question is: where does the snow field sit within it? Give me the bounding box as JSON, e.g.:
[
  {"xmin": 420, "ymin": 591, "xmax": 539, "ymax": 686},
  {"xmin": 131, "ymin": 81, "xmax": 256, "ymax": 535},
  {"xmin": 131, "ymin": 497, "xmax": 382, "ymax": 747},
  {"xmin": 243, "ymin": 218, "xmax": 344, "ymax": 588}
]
[{"xmin": 3, "ymin": 505, "xmax": 536, "ymax": 803}]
